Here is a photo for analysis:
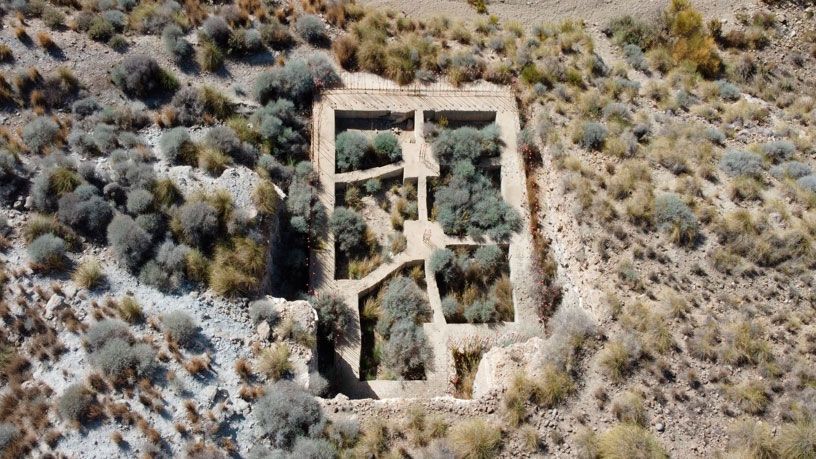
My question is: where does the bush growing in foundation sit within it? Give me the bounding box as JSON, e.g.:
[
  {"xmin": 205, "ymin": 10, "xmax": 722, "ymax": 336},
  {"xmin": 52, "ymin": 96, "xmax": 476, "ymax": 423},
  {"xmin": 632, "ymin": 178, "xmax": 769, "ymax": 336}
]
[
  {"xmin": 312, "ymin": 294, "xmax": 353, "ymax": 342},
  {"xmin": 23, "ymin": 116, "xmax": 60, "ymax": 153},
  {"xmin": 432, "ymin": 125, "xmax": 500, "ymax": 163},
  {"xmin": 329, "ymin": 207, "xmax": 366, "ymax": 254},
  {"xmin": 434, "ymin": 166, "xmax": 520, "ymax": 240},
  {"xmin": 377, "ymin": 276, "xmax": 431, "ymax": 334},
  {"xmin": 653, "ymin": 193, "xmax": 697, "ymax": 246},
  {"xmin": 719, "ymin": 150, "xmax": 763, "ymax": 177},
  {"xmin": 107, "ymin": 214, "xmax": 152, "ymax": 271},
  {"xmin": 373, "ymin": 132, "xmax": 402, "ymax": 161},
  {"xmin": 162, "ymin": 311, "xmax": 197, "ymax": 347},
  {"xmin": 429, "ymin": 248, "xmax": 458, "ymax": 285},
  {"xmin": 383, "ymin": 319, "xmax": 432, "ymax": 379},
  {"xmin": 255, "ymin": 380, "xmax": 326, "ymax": 448},
  {"xmin": 28, "ymin": 233, "xmax": 68, "ymax": 271},
  {"xmin": 335, "ymin": 131, "xmax": 369, "ymax": 172}
]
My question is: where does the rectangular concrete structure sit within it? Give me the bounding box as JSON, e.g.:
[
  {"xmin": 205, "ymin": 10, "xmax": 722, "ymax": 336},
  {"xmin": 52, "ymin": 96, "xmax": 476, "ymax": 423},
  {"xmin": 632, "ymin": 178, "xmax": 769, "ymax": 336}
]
[{"xmin": 310, "ymin": 74, "xmax": 537, "ymax": 399}]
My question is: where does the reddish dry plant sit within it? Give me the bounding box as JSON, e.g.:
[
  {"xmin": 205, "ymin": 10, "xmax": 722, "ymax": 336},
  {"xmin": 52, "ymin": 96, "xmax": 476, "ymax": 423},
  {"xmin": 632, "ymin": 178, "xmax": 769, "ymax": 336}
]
[
  {"xmin": 184, "ymin": 356, "xmax": 210, "ymax": 375},
  {"xmin": 111, "ymin": 430, "xmax": 124, "ymax": 445},
  {"xmin": 234, "ymin": 358, "xmax": 253, "ymax": 380},
  {"xmin": 174, "ymin": 422, "xmax": 188, "ymax": 436},
  {"xmin": 14, "ymin": 26, "xmax": 27, "ymax": 40},
  {"xmin": 184, "ymin": 399, "xmax": 199, "ymax": 423},
  {"xmin": 238, "ymin": 383, "xmax": 265, "ymax": 401}
]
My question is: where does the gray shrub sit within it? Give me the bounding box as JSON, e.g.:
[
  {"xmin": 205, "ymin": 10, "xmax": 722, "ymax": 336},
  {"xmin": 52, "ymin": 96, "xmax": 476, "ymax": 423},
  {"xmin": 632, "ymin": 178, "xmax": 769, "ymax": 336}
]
[
  {"xmin": 126, "ymin": 188, "xmax": 153, "ymax": 214},
  {"xmin": 254, "ymin": 380, "xmax": 326, "ymax": 448},
  {"xmin": 719, "ymin": 150, "xmax": 764, "ymax": 177},
  {"xmin": 328, "ymin": 207, "xmax": 366, "ymax": 254},
  {"xmin": 58, "ymin": 384, "xmax": 93, "ymax": 422},
  {"xmin": 296, "ymin": 14, "xmax": 326, "ymax": 44},
  {"xmin": 761, "ymin": 140, "xmax": 795, "ymax": 163},
  {"xmin": 335, "ymin": 131, "xmax": 368, "ymax": 172},
  {"xmin": 770, "ymin": 161, "xmax": 812, "ymax": 180},
  {"xmin": 177, "ymin": 201, "xmax": 218, "ymax": 248},
  {"xmin": 107, "ymin": 214, "xmax": 152, "ymax": 270},
  {"xmin": 22, "ymin": 116, "xmax": 60, "ymax": 153},
  {"xmin": 161, "ymin": 310, "xmax": 198, "ymax": 347}
]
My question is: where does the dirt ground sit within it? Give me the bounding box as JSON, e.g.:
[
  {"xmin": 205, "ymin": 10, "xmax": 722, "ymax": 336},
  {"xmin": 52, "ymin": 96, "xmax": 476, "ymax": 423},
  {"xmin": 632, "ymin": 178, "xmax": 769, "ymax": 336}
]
[{"xmin": 358, "ymin": 0, "xmax": 759, "ymax": 29}]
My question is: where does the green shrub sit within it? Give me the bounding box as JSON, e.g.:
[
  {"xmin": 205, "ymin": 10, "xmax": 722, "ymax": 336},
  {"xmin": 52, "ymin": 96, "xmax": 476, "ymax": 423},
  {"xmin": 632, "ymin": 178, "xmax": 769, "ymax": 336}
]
[
  {"xmin": 88, "ymin": 18, "xmax": 115, "ymax": 42},
  {"xmin": 770, "ymin": 161, "xmax": 811, "ymax": 180},
  {"xmin": 28, "ymin": 234, "xmax": 68, "ymax": 271},
  {"xmin": 202, "ymin": 16, "xmax": 231, "ymax": 45},
  {"xmin": 56, "ymin": 186, "xmax": 113, "ymax": 237},
  {"xmin": 576, "ymin": 121, "xmax": 608, "ymax": 151},
  {"xmin": 604, "ymin": 15, "xmax": 658, "ymax": 49},
  {"xmin": 94, "ymin": 338, "xmax": 156, "ymax": 379},
  {"xmin": 377, "ymin": 276, "xmax": 431, "ymax": 333},
  {"xmin": 336, "ymin": 131, "xmax": 369, "ymax": 172},
  {"xmin": 798, "ymin": 175, "xmax": 816, "ymax": 194},
  {"xmin": 373, "ymin": 132, "xmax": 402, "ymax": 161},
  {"xmin": 761, "ymin": 140, "xmax": 795, "ymax": 163}
]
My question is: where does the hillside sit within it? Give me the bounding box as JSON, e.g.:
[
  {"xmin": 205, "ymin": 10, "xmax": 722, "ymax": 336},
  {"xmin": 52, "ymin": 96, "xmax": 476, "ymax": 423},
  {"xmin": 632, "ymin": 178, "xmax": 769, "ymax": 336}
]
[{"xmin": 1, "ymin": 0, "xmax": 816, "ymax": 458}]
